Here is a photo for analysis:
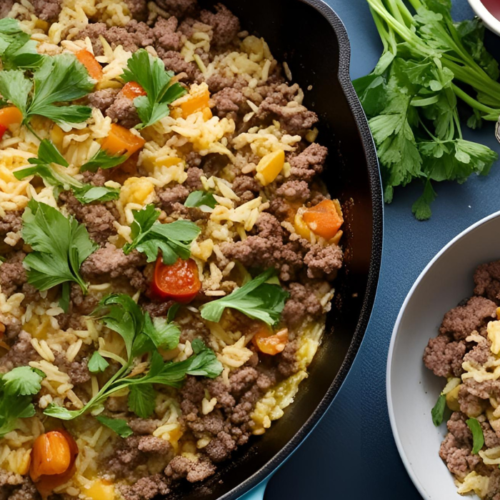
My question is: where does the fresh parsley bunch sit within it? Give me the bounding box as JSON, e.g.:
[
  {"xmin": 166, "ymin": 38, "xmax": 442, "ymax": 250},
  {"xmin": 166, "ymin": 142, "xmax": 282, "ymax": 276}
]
[
  {"xmin": 0, "ymin": 366, "xmax": 45, "ymax": 438},
  {"xmin": 45, "ymin": 294, "xmax": 223, "ymax": 420},
  {"xmin": 0, "ymin": 52, "xmax": 94, "ymax": 132},
  {"xmin": 354, "ymin": 0, "xmax": 500, "ymax": 219},
  {"xmin": 21, "ymin": 200, "xmax": 98, "ymax": 311},
  {"xmin": 123, "ymin": 204, "xmax": 201, "ymax": 264},
  {"xmin": 122, "ymin": 49, "xmax": 187, "ymax": 129},
  {"xmin": 14, "ymin": 140, "xmax": 120, "ymax": 204}
]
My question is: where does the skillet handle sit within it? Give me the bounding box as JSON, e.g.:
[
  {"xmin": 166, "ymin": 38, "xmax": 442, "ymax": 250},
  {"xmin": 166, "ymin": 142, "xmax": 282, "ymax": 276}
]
[{"xmin": 239, "ymin": 479, "xmax": 269, "ymax": 500}]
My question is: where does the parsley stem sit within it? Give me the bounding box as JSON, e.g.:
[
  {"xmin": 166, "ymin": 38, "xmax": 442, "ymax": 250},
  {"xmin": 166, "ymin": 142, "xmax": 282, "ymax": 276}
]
[
  {"xmin": 25, "ymin": 121, "xmax": 42, "ymax": 142},
  {"xmin": 453, "ymin": 83, "xmax": 500, "ymax": 118}
]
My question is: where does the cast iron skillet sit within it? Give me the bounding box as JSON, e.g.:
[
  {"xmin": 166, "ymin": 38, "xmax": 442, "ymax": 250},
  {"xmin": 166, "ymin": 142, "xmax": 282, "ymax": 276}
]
[{"xmin": 169, "ymin": 0, "xmax": 383, "ymax": 497}]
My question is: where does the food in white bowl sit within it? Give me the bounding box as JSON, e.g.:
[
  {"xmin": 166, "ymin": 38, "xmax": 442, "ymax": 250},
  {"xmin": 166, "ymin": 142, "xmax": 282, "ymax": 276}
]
[{"xmin": 388, "ymin": 212, "xmax": 500, "ymax": 500}]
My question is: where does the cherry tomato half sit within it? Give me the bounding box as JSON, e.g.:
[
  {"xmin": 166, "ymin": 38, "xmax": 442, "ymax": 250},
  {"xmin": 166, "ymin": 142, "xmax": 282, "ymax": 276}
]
[{"xmin": 151, "ymin": 257, "xmax": 201, "ymax": 304}]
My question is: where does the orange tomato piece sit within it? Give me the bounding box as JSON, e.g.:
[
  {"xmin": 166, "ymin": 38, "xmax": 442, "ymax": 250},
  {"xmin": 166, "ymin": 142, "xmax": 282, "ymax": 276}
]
[
  {"xmin": 302, "ymin": 199, "xmax": 344, "ymax": 241},
  {"xmin": 30, "ymin": 430, "xmax": 78, "ymax": 483},
  {"xmin": 76, "ymin": 49, "xmax": 103, "ymax": 81},
  {"xmin": 122, "ymin": 81, "xmax": 147, "ymax": 100},
  {"xmin": 0, "ymin": 106, "xmax": 23, "ymax": 127},
  {"xmin": 151, "ymin": 257, "xmax": 201, "ymax": 304},
  {"xmin": 101, "ymin": 123, "xmax": 145, "ymax": 157},
  {"xmin": 180, "ymin": 86, "xmax": 210, "ymax": 118},
  {"xmin": 252, "ymin": 327, "xmax": 289, "ymax": 355}
]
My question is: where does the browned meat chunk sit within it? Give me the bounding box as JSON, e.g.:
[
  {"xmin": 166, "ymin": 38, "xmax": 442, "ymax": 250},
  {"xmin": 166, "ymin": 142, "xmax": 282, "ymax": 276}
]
[
  {"xmin": 277, "ymin": 340, "xmax": 300, "ymax": 378},
  {"xmin": 0, "ymin": 1, "xmax": 14, "ymax": 18},
  {"xmin": 124, "ymin": 0, "xmax": 148, "ymax": 20},
  {"xmin": 81, "ymin": 243, "xmax": 147, "ymax": 291},
  {"xmin": 0, "ymin": 252, "xmax": 27, "ymax": 297},
  {"xmin": 458, "ymin": 385, "xmax": 486, "ymax": 418},
  {"xmin": 106, "ymin": 95, "xmax": 141, "ymax": 129},
  {"xmin": 0, "ymin": 331, "xmax": 40, "ymax": 371},
  {"xmin": 32, "ymin": 0, "xmax": 62, "ymax": 20},
  {"xmin": 185, "ymin": 167, "xmax": 203, "ymax": 190},
  {"xmin": 439, "ymin": 296, "xmax": 497, "ymax": 341},
  {"xmin": 212, "ymin": 87, "xmax": 244, "ymax": 117},
  {"xmin": 157, "ymin": 184, "xmax": 189, "ymax": 212},
  {"xmin": 156, "ymin": 0, "xmax": 198, "ymax": 18},
  {"xmin": 423, "ymin": 335, "xmax": 466, "ymax": 378},
  {"xmin": 304, "ymin": 244, "xmax": 343, "ymax": 280},
  {"xmin": 119, "ymin": 474, "xmax": 170, "ymax": 500},
  {"xmin": 276, "ymin": 180, "xmax": 310, "ymax": 203},
  {"xmin": 159, "ymin": 50, "xmax": 200, "ymax": 81},
  {"xmin": 289, "ymin": 143, "xmax": 328, "ymax": 181},
  {"xmin": 61, "ymin": 191, "xmax": 118, "ymax": 246},
  {"xmin": 87, "ymin": 89, "xmax": 120, "ymax": 114},
  {"xmin": 281, "ymin": 282, "xmax": 324, "ymax": 329},
  {"xmin": 0, "ymin": 211, "xmax": 22, "ymax": 237},
  {"xmin": 153, "ymin": 16, "xmax": 183, "ymax": 52},
  {"xmin": 165, "ymin": 456, "xmax": 216, "ymax": 483},
  {"xmin": 200, "ymin": 4, "xmax": 240, "ymax": 48},
  {"xmin": 475, "ymin": 260, "xmax": 500, "ymax": 303}
]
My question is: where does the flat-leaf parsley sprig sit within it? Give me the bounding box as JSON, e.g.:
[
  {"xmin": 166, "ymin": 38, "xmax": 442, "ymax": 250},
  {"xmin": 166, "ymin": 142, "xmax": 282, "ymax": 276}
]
[
  {"xmin": 21, "ymin": 200, "xmax": 98, "ymax": 312},
  {"xmin": 122, "ymin": 49, "xmax": 187, "ymax": 129},
  {"xmin": 123, "ymin": 204, "xmax": 201, "ymax": 264},
  {"xmin": 44, "ymin": 294, "xmax": 222, "ymax": 420},
  {"xmin": 14, "ymin": 140, "xmax": 120, "ymax": 204},
  {"xmin": 0, "ymin": 53, "xmax": 94, "ymax": 132}
]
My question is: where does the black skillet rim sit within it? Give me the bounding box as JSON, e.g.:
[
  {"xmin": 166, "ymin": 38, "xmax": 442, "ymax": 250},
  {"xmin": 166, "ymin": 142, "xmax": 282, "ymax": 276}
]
[{"xmin": 217, "ymin": 0, "xmax": 384, "ymax": 498}]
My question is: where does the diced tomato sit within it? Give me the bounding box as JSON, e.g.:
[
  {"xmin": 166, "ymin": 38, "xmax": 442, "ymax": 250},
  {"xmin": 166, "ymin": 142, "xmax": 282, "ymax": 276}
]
[
  {"xmin": 252, "ymin": 327, "xmax": 289, "ymax": 355},
  {"xmin": 302, "ymin": 199, "xmax": 344, "ymax": 241},
  {"xmin": 151, "ymin": 257, "xmax": 201, "ymax": 304},
  {"xmin": 76, "ymin": 49, "xmax": 103, "ymax": 81},
  {"xmin": 31, "ymin": 430, "xmax": 78, "ymax": 497},
  {"xmin": 0, "ymin": 124, "xmax": 8, "ymax": 140},
  {"xmin": 122, "ymin": 81, "xmax": 147, "ymax": 100},
  {"xmin": 101, "ymin": 123, "xmax": 146, "ymax": 157}
]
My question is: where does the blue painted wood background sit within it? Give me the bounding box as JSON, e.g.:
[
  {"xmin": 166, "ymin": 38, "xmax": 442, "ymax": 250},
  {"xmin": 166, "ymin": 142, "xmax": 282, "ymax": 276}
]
[{"xmin": 265, "ymin": 0, "xmax": 500, "ymax": 498}]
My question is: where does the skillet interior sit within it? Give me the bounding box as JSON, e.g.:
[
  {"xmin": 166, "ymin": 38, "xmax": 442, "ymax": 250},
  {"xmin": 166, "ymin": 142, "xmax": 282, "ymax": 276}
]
[{"xmin": 165, "ymin": 0, "xmax": 383, "ymax": 497}]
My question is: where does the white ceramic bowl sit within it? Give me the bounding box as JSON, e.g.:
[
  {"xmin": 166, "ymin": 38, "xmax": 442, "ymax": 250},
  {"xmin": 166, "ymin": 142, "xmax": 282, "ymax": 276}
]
[
  {"xmin": 468, "ymin": 0, "xmax": 500, "ymax": 37},
  {"xmin": 387, "ymin": 211, "xmax": 500, "ymax": 500}
]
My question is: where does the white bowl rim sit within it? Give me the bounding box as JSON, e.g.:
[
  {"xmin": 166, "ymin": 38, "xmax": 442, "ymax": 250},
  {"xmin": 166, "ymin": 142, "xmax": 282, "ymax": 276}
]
[
  {"xmin": 467, "ymin": 0, "xmax": 500, "ymax": 36},
  {"xmin": 386, "ymin": 209, "xmax": 500, "ymax": 499}
]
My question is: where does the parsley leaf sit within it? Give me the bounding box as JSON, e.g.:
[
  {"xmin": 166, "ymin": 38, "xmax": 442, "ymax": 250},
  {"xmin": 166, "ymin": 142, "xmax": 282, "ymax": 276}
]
[
  {"xmin": 0, "ymin": 53, "xmax": 93, "ymax": 131},
  {"xmin": 0, "ymin": 367, "xmax": 45, "ymax": 438},
  {"xmin": 123, "ymin": 204, "xmax": 201, "ymax": 264},
  {"xmin": 0, "ymin": 19, "xmax": 44, "ymax": 70},
  {"xmin": 128, "ymin": 384, "xmax": 157, "ymax": 419},
  {"xmin": 21, "ymin": 200, "xmax": 98, "ymax": 311},
  {"xmin": 95, "ymin": 415, "xmax": 133, "ymax": 438},
  {"xmin": 431, "ymin": 393, "xmax": 447, "ymax": 426},
  {"xmin": 14, "ymin": 140, "xmax": 120, "ymax": 204},
  {"xmin": 122, "ymin": 49, "xmax": 187, "ymax": 129},
  {"xmin": 144, "ymin": 314, "xmax": 180, "ymax": 351},
  {"xmin": 200, "ymin": 268, "xmax": 289, "ymax": 326},
  {"xmin": 467, "ymin": 418, "xmax": 485, "ymax": 454},
  {"xmin": 88, "ymin": 352, "xmax": 110, "ymax": 374},
  {"xmin": 80, "ymin": 149, "xmax": 127, "ymax": 173},
  {"xmin": 2, "ymin": 366, "xmax": 45, "ymax": 397},
  {"xmin": 184, "ymin": 190, "xmax": 217, "ymax": 212}
]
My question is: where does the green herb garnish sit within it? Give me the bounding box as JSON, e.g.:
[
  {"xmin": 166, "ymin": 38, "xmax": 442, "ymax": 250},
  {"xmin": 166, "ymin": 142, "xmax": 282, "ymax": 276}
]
[
  {"xmin": 354, "ymin": 0, "xmax": 500, "ymax": 220},
  {"xmin": 14, "ymin": 140, "xmax": 120, "ymax": 204},
  {"xmin": 88, "ymin": 352, "xmax": 110, "ymax": 374},
  {"xmin": 123, "ymin": 204, "xmax": 201, "ymax": 264},
  {"xmin": 0, "ymin": 19, "xmax": 44, "ymax": 70},
  {"xmin": 0, "ymin": 53, "xmax": 93, "ymax": 131},
  {"xmin": 80, "ymin": 149, "xmax": 127, "ymax": 173},
  {"xmin": 122, "ymin": 49, "xmax": 187, "ymax": 129},
  {"xmin": 467, "ymin": 418, "xmax": 485, "ymax": 454},
  {"xmin": 431, "ymin": 393, "xmax": 448, "ymax": 426},
  {"xmin": 95, "ymin": 415, "xmax": 133, "ymax": 438},
  {"xmin": 44, "ymin": 294, "xmax": 222, "ymax": 420},
  {"xmin": 200, "ymin": 268, "xmax": 289, "ymax": 326},
  {"xmin": 21, "ymin": 200, "xmax": 98, "ymax": 311},
  {"xmin": 0, "ymin": 367, "xmax": 45, "ymax": 438},
  {"xmin": 184, "ymin": 190, "xmax": 217, "ymax": 212}
]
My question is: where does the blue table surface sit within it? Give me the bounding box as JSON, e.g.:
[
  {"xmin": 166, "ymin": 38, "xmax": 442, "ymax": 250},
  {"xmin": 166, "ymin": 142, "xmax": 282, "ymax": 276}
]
[{"xmin": 263, "ymin": 0, "xmax": 500, "ymax": 498}]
